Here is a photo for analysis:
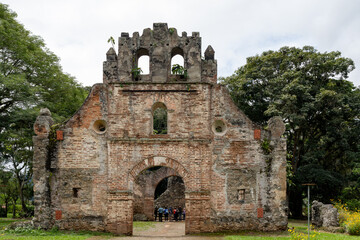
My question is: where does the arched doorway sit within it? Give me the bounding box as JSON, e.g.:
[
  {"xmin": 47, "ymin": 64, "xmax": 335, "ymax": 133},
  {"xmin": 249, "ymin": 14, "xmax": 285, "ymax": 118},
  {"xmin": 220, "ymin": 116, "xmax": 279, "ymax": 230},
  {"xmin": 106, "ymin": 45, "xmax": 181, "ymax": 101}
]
[
  {"xmin": 107, "ymin": 156, "xmax": 210, "ymax": 236},
  {"xmin": 133, "ymin": 166, "xmax": 185, "ymax": 221},
  {"xmin": 127, "ymin": 156, "xmax": 189, "ymax": 236},
  {"xmin": 132, "ymin": 167, "xmax": 186, "ymax": 236}
]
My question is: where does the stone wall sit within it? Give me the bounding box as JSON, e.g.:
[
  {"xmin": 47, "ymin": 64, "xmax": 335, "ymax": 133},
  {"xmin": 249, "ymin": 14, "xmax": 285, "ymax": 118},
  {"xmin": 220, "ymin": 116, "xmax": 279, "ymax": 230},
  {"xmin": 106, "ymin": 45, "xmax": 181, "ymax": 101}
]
[
  {"xmin": 154, "ymin": 176, "xmax": 185, "ymax": 209},
  {"xmin": 33, "ymin": 23, "xmax": 287, "ymax": 235},
  {"xmin": 312, "ymin": 201, "xmax": 339, "ymax": 229}
]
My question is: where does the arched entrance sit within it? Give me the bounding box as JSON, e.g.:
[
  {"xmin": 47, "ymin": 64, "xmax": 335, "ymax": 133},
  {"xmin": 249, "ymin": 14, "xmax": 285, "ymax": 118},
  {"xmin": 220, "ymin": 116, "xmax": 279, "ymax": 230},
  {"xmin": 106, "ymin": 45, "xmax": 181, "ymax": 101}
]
[
  {"xmin": 133, "ymin": 167, "xmax": 186, "ymax": 236},
  {"xmin": 133, "ymin": 166, "xmax": 185, "ymax": 222},
  {"xmin": 106, "ymin": 156, "xmax": 211, "ymax": 236},
  {"xmin": 128, "ymin": 156, "xmax": 190, "ymax": 236}
]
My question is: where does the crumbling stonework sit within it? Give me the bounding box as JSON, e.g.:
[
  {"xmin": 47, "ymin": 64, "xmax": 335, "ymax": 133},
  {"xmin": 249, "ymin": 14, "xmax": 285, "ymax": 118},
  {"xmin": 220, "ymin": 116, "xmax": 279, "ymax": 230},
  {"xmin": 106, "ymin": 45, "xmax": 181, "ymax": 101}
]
[
  {"xmin": 312, "ymin": 201, "xmax": 339, "ymax": 228},
  {"xmin": 154, "ymin": 176, "xmax": 185, "ymax": 210},
  {"xmin": 33, "ymin": 23, "xmax": 287, "ymax": 235},
  {"xmin": 33, "ymin": 108, "xmax": 54, "ymax": 229}
]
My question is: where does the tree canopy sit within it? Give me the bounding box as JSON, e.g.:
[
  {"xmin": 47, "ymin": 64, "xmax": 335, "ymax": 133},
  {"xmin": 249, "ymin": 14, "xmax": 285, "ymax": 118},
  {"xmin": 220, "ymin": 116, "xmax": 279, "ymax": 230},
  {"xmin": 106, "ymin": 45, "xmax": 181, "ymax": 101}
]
[
  {"xmin": 0, "ymin": 3, "xmax": 89, "ymax": 216},
  {"xmin": 222, "ymin": 46, "xmax": 360, "ymax": 217}
]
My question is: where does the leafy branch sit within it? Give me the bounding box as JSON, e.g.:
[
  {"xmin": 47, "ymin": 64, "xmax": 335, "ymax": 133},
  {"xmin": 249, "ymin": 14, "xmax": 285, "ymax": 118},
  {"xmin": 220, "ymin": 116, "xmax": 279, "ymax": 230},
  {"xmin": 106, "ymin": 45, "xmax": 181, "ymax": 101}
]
[
  {"xmin": 131, "ymin": 66, "xmax": 143, "ymax": 79},
  {"xmin": 107, "ymin": 36, "xmax": 115, "ymax": 49},
  {"xmin": 171, "ymin": 64, "xmax": 188, "ymax": 79}
]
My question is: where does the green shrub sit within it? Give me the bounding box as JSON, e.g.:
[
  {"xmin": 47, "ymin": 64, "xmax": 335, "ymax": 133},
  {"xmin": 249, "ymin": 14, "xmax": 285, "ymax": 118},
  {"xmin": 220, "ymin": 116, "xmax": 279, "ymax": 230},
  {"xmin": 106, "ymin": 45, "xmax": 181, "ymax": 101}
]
[
  {"xmin": 7, "ymin": 205, "xmax": 22, "ymax": 217},
  {"xmin": 0, "ymin": 207, "xmax": 7, "ymax": 217},
  {"xmin": 343, "ymin": 199, "xmax": 360, "ymax": 212},
  {"xmin": 333, "ymin": 200, "xmax": 360, "ymax": 235},
  {"xmin": 345, "ymin": 211, "xmax": 360, "ymax": 235}
]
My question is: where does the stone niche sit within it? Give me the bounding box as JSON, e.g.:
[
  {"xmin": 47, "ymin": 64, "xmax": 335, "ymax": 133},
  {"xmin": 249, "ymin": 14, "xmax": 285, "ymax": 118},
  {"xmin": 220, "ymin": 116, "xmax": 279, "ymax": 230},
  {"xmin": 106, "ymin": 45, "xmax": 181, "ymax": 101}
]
[
  {"xmin": 32, "ymin": 23, "xmax": 287, "ymax": 235},
  {"xmin": 227, "ymin": 169, "xmax": 257, "ymax": 204}
]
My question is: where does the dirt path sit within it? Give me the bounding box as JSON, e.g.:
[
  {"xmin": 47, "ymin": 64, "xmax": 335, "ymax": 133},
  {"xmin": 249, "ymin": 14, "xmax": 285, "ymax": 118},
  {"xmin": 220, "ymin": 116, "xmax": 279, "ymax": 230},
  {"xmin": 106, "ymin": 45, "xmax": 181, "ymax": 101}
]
[{"xmin": 89, "ymin": 221, "xmax": 224, "ymax": 240}]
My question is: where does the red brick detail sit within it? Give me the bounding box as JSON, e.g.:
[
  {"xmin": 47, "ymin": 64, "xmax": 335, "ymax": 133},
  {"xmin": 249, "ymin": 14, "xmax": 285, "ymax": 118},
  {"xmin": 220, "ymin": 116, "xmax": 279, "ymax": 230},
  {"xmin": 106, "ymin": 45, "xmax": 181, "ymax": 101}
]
[
  {"xmin": 56, "ymin": 130, "xmax": 63, "ymax": 140},
  {"xmin": 254, "ymin": 129, "xmax": 261, "ymax": 140},
  {"xmin": 257, "ymin": 208, "xmax": 264, "ymax": 218},
  {"xmin": 55, "ymin": 210, "xmax": 62, "ymax": 220}
]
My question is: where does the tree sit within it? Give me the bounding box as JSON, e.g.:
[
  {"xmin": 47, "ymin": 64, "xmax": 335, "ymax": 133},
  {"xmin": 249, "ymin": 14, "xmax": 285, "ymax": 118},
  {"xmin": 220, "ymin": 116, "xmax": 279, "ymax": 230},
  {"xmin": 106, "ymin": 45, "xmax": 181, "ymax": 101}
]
[
  {"xmin": 0, "ymin": 3, "xmax": 88, "ymax": 123},
  {"xmin": 0, "ymin": 3, "xmax": 89, "ymax": 216},
  {"xmin": 2, "ymin": 128, "xmax": 33, "ymax": 215},
  {"xmin": 222, "ymin": 46, "xmax": 360, "ymax": 218},
  {"xmin": 0, "ymin": 170, "xmax": 13, "ymax": 216}
]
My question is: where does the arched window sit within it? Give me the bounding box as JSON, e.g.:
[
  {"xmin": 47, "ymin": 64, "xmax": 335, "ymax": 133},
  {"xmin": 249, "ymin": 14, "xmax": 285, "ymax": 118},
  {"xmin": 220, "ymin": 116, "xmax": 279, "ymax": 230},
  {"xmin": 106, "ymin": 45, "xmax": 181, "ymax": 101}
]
[
  {"xmin": 138, "ymin": 55, "xmax": 149, "ymax": 74},
  {"xmin": 152, "ymin": 102, "xmax": 167, "ymax": 135},
  {"xmin": 171, "ymin": 55, "xmax": 184, "ymax": 69},
  {"xmin": 133, "ymin": 48, "xmax": 149, "ymax": 80},
  {"xmin": 170, "ymin": 47, "xmax": 185, "ymax": 76}
]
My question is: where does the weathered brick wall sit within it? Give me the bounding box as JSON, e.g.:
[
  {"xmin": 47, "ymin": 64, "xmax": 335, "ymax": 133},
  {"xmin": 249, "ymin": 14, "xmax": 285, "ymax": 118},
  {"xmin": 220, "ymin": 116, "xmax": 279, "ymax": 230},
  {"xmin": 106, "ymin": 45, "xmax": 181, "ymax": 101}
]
[
  {"xmin": 49, "ymin": 84, "xmax": 109, "ymax": 231},
  {"xmin": 33, "ymin": 23, "xmax": 287, "ymax": 235},
  {"xmin": 107, "ymin": 84, "xmax": 212, "ymax": 139}
]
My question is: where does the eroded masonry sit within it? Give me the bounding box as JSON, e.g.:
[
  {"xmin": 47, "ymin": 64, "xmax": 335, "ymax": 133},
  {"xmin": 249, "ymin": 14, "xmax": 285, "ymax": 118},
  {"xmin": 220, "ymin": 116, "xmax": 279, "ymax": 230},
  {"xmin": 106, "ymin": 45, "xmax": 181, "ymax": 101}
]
[{"xmin": 33, "ymin": 23, "xmax": 287, "ymax": 235}]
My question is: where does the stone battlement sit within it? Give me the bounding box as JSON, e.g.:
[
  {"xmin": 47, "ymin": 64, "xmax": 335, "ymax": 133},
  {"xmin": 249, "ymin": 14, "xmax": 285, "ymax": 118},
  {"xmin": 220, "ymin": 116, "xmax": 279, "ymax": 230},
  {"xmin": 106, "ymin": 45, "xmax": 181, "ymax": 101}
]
[{"xmin": 103, "ymin": 23, "xmax": 217, "ymax": 84}]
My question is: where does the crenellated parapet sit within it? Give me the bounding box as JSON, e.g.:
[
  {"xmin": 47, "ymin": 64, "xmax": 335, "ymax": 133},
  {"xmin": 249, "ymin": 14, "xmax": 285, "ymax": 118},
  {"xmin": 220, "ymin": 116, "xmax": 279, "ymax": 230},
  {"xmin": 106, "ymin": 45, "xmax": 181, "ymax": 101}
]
[{"xmin": 103, "ymin": 23, "xmax": 217, "ymax": 84}]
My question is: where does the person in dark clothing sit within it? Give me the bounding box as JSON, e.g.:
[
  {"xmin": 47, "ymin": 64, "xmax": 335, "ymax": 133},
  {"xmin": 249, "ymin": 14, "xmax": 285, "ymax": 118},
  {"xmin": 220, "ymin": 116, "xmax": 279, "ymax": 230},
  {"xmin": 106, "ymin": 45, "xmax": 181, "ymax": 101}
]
[
  {"xmin": 178, "ymin": 206, "xmax": 182, "ymax": 220},
  {"xmin": 174, "ymin": 208, "xmax": 178, "ymax": 221},
  {"xmin": 158, "ymin": 206, "xmax": 164, "ymax": 222},
  {"xmin": 164, "ymin": 207, "xmax": 169, "ymax": 221},
  {"xmin": 169, "ymin": 207, "xmax": 173, "ymax": 221},
  {"xmin": 154, "ymin": 206, "xmax": 158, "ymax": 221}
]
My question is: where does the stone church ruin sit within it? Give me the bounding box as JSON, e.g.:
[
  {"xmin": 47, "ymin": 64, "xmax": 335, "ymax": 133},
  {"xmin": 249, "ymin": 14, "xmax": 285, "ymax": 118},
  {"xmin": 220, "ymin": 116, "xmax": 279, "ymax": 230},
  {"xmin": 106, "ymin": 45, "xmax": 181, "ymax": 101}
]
[{"xmin": 33, "ymin": 23, "xmax": 287, "ymax": 235}]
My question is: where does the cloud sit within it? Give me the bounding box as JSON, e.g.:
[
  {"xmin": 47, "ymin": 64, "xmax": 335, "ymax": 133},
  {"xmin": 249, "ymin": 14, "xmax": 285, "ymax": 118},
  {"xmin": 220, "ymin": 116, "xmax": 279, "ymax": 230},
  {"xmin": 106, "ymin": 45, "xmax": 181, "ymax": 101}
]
[{"xmin": 3, "ymin": 0, "xmax": 360, "ymax": 87}]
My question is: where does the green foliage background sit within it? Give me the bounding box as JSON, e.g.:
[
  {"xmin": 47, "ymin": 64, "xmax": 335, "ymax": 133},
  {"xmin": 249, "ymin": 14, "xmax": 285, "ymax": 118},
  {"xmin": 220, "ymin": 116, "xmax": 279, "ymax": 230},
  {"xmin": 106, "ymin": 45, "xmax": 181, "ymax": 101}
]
[
  {"xmin": 222, "ymin": 46, "xmax": 360, "ymax": 217},
  {"xmin": 0, "ymin": 3, "xmax": 89, "ymax": 216}
]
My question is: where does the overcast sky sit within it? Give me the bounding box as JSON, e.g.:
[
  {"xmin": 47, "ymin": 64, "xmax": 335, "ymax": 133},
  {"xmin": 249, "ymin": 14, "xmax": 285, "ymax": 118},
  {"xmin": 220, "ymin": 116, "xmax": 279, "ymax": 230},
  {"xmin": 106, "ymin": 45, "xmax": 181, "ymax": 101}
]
[{"xmin": 3, "ymin": 0, "xmax": 360, "ymax": 87}]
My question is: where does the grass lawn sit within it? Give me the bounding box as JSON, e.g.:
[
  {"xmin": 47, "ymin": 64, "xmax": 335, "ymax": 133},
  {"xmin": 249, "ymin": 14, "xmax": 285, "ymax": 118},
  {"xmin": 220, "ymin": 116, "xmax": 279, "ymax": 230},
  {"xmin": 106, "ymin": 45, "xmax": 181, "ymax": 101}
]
[
  {"xmin": 0, "ymin": 218, "xmax": 358, "ymax": 239},
  {"xmin": 0, "ymin": 218, "xmax": 113, "ymax": 240},
  {"xmin": 0, "ymin": 218, "xmax": 23, "ymax": 229},
  {"xmin": 133, "ymin": 221, "xmax": 156, "ymax": 230},
  {"xmin": 224, "ymin": 219, "xmax": 359, "ymax": 240},
  {"xmin": 225, "ymin": 237, "xmax": 289, "ymax": 240},
  {"xmin": 0, "ymin": 236, "xmax": 93, "ymax": 240},
  {"xmin": 225, "ymin": 234, "xmax": 360, "ymax": 240}
]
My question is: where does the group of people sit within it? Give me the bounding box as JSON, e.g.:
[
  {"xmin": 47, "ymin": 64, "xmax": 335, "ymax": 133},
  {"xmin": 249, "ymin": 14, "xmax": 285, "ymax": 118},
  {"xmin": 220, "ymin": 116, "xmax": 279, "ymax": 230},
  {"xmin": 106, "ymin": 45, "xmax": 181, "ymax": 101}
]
[{"xmin": 154, "ymin": 206, "xmax": 185, "ymax": 222}]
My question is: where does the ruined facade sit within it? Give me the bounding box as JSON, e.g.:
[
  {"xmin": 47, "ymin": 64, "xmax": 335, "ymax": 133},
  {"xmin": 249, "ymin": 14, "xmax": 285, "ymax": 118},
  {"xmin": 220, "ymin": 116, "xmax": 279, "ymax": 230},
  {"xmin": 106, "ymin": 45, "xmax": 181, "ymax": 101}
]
[{"xmin": 33, "ymin": 23, "xmax": 287, "ymax": 235}]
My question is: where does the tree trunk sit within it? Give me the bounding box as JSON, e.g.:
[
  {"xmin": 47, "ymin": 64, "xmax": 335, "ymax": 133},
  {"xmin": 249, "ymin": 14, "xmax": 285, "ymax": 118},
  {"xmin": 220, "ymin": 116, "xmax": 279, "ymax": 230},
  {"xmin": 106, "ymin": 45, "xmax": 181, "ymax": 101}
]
[
  {"xmin": 15, "ymin": 173, "xmax": 28, "ymax": 216},
  {"xmin": 5, "ymin": 200, "xmax": 9, "ymax": 218},
  {"xmin": 19, "ymin": 185, "xmax": 28, "ymax": 215},
  {"xmin": 12, "ymin": 201, "xmax": 16, "ymax": 218}
]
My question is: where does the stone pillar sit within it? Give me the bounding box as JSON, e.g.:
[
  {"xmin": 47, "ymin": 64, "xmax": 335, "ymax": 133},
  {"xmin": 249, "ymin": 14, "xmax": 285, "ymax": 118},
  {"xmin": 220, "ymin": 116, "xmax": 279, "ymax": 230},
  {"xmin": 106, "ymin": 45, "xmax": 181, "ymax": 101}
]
[
  {"xmin": 185, "ymin": 191, "xmax": 211, "ymax": 234},
  {"xmin": 143, "ymin": 196, "xmax": 155, "ymax": 221},
  {"xmin": 32, "ymin": 108, "xmax": 54, "ymax": 229},
  {"xmin": 267, "ymin": 116, "xmax": 287, "ymax": 230},
  {"xmin": 107, "ymin": 191, "xmax": 134, "ymax": 235}
]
